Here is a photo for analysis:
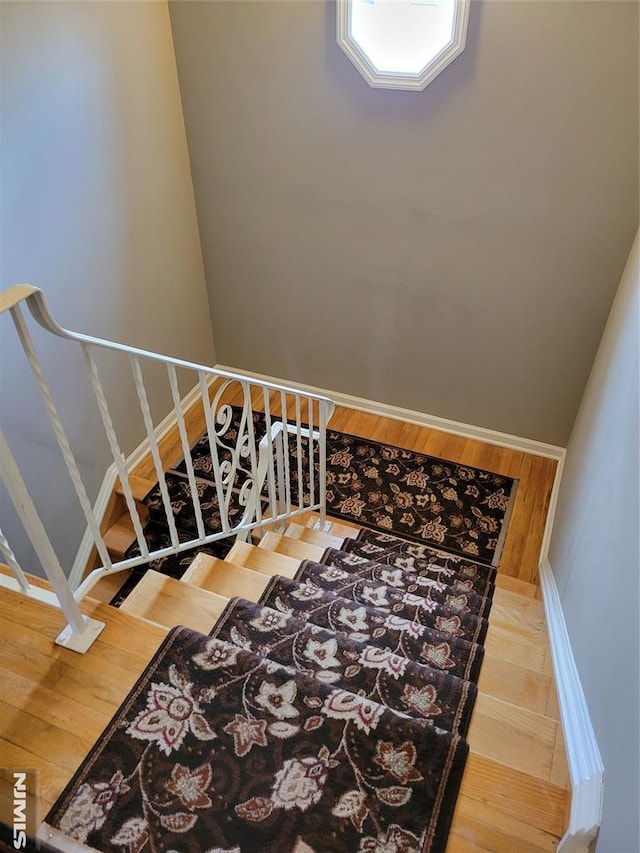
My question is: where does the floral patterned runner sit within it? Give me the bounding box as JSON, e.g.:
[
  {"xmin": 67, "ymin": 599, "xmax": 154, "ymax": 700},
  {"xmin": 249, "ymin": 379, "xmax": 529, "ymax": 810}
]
[
  {"xmin": 286, "ymin": 564, "xmax": 488, "ymax": 646},
  {"xmin": 258, "ymin": 575, "xmax": 484, "ymax": 683},
  {"xmin": 209, "ymin": 597, "xmax": 477, "ymax": 737},
  {"xmin": 343, "ymin": 529, "xmax": 499, "ymax": 583},
  {"xmin": 166, "ymin": 408, "xmax": 517, "ymax": 566},
  {"xmin": 44, "ymin": 627, "xmax": 468, "ymax": 853},
  {"xmin": 323, "ymin": 432, "xmax": 517, "ymax": 566},
  {"xmin": 320, "ymin": 547, "xmax": 494, "ymax": 599},
  {"xmin": 294, "ymin": 558, "xmax": 493, "ymax": 622}
]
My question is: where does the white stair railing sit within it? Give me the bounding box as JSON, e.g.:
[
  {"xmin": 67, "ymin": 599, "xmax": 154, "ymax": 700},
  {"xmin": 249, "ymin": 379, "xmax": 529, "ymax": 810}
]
[
  {"xmin": 0, "ymin": 430, "xmax": 106, "ymax": 652},
  {"xmin": 0, "ymin": 285, "xmax": 335, "ymax": 652}
]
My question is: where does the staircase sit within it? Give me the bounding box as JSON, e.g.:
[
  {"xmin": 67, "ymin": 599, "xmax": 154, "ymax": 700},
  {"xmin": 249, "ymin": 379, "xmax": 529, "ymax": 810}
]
[
  {"xmin": 0, "ymin": 445, "xmax": 568, "ymax": 852},
  {"xmin": 103, "ymin": 512, "xmax": 565, "ymax": 853},
  {"xmin": 0, "ymin": 516, "xmax": 568, "ymax": 851},
  {"xmin": 0, "ymin": 286, "xmax": 569, "ymax": 851},
  {"xmin": 82, "ymin": 400, "xmax": 568, "ymax": 851}
]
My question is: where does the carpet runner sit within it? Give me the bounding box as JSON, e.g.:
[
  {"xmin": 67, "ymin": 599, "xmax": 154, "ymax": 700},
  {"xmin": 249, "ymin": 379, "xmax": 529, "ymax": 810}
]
[
  {"xmin": 149, "ymin": 408, "xmax": 517, "ymax": 566},
  {"xmin": 321, "ymin": 547, "xmax": 495, "ymax": 598},
  {"xmin": 44, "ymin": 626, "xmax": 468, "ymax": 853},
  {"xmin": 82, "ymin": 411, "xmax": 516, "ymax": 850},
  {"xmin": 295, "ymin": 558, "xmax": 492, "ymax": 621},
  {"xmin": 289, "ymin": 560, "xmax": 489, "ymax": 644},
  {"xmin": 340, "ymin": 528, "xmax": 499, "ymax": 584},
  {"xmin": 210, "ymin": 596, "xmax": 477, "ymax": 737},
  {"xmin": 322, "ymin": 432, "xmax": 516, "ymax": 565},
  {"xmin": 257, "ymin": 575, "xmax": 484, "ymax": 683}
]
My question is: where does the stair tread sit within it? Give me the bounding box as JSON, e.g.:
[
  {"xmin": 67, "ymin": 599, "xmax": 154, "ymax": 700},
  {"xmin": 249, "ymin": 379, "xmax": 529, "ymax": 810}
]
[
  {"xmin": 193, "ymin": 548, "xmax": 557, "ymax": 708},
  {"xmin": 304, "ymin": 512, "xmax": 362, "ymax": 538},
  {"xmin": 453, "ymin": 753, "xmax": 567, "ymax": 842},
  {"xmin": 286, "ymin": 522, "xmax": 346, "ymax": 549},
  {"xmin": 469, "ymin": 693, "xmax": 563, "ymax": 786},
  {"xmin": 115, "ymin": 475, "xmax": 156, "ymax": 503},
  {"xmin": 0, "ymin": 582, "xmax": 565, "ymax": 849},
  {"xmin": 229, "ymin": 540, "xmax": 300, "ymax": 575},
  {"xmin": 175, "ymin": 552, "xmax": 565, "ymax": 790},
  {"xmin": 183, "ymin": 553, "xmax": 270, "ymax": 601},
  {"xmin": 255, "ymin": 535, "xmax": 546, "ymax": 638},
  {"xmin": 284, "ymin": 524, "xmax": 541, "ymax": 598},
  {"xmin": 103, "ymin": 514, "xmax": 138, "ymax": 557},
  {"xmin": 119, "ymin": 569, "xmax": 228, "ymax": 633}
]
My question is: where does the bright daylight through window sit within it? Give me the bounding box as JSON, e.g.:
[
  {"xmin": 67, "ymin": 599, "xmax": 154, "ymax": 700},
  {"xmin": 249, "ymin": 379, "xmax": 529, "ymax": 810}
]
[{"xmin": 337, "ymin": 0, "xmax": 470, "ymax": 91}]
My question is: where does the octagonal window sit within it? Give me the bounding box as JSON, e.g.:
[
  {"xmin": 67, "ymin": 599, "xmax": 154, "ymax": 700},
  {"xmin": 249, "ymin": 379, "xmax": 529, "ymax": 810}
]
[{"xmin": 337, "ymin": 0, "xmax": 470, "ymax": 91}]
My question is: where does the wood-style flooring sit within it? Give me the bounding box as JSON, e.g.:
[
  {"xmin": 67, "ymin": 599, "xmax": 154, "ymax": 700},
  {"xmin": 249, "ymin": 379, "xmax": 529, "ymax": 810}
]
[
  {"xmin": 0, "ymin": 388, "xmax": 566, "ymax": 851},
  {"xmin": 125, "ymin": 384, "xmax": 557, "ymax": 586}
]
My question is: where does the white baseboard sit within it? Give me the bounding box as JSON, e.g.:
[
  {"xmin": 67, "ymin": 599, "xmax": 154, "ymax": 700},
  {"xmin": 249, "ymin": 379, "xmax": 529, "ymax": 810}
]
[
  {"xmin": 71, "ymin": 368, "xmax": 567, "ymax": 588},
  {"xmin": 215, "ymin": 364, "xmax": 566, "ymax": 460},
  {"xmin": 216, "ymin": 364, "xmax": 566, "ymax": 564},
  {"xmin": 539, "ymin": 451, "xmax": 566, "ymax": 564},
  {"xmin": 538, "ymin": 558, "xmax": 603, "ymax": 851}
]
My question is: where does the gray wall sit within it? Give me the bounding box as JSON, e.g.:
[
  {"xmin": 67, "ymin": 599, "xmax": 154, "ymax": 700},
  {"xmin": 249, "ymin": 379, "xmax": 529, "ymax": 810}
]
[
  {"xmin": 0, "ymin": 1, "xmax": 215, "ymax": 573},
  {"xmin": 169, "ymin": 0, "xmax": 638, "ymax": 446},
  {"xmin": 549, "ymin": 233, "xmax": 639, "ymax": 852}
]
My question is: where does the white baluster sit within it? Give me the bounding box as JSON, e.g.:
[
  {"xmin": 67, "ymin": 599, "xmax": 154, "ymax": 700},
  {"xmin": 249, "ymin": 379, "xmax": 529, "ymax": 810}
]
[
  {"xmin": 0, "ymin": 429, "xmax": 105, "ymax": 650},
  {"xmin": 307, "ymin": 396, "xmax": 315, "ymax": 509},
  {"xmin": 198, "ymin": 372, "xmax": 229, "ymax": 533},
  {"xmin": 130, "ymin": 356, "xmax": 180, "ymax": 548},
  {"xmin": 242, "ymin": 381, "xmax": 262, "ymax": 524},
  {"xmin": 318, "ymin": 401, "xmax": 329, "ymax": 523},
  {"xmin": 229, "ymin": 381, "xmax": 260, "ymax": 537},
  {"xmin": 222, "ymin": 392, "xmax": 248, "ymax": 519},
  {"xmin": 274, "ymin": 426, "xmax": 286, "ymax": 529},
  {"xmin": 262, "ymin": 388, "xmax": 279, "ymax": 528},
  {"xmin": 294, "ymin": 396, "xmax": 304, "ymax": 511},
  {"xmin": 167, "ymin": 365, "xmax": 206, "ymax": 540},
  {"xmin": 280, "ymin": 391, "xmax": 292, "ymax": 514},
  {"xmin": 82, "ymin": 345, "xmax": 149, "ymax": 558},
  {"xmin": 0, "ymin": 527, "xmax": 31, "ymax": 593},
  {"xmin": 10, "ymin": 306, "xmax": 113, "ymax": 571}
]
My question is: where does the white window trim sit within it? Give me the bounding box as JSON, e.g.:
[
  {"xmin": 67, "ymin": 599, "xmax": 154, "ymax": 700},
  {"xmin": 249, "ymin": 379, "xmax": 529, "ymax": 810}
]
[{"xmin": 336, "ymin": 0, "xmax": 471, "ymax": 92}]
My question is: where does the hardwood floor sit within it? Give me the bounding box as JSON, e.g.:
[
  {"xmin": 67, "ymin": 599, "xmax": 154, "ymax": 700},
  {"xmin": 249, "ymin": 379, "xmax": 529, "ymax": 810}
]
[
  {"xmin": 116, "ymin": 381, "xmax": 557, "ymax": 586},
  {"xmin": 5, "ymin": 389, "xmax": 566, "ymax": 850},
  {"xmin": 113, "ymin": 520, "xmax": 569, "ymax": 851},
  {"xmin": 0, "ymin": 588, "xmax": 167, "ymax": 825}
]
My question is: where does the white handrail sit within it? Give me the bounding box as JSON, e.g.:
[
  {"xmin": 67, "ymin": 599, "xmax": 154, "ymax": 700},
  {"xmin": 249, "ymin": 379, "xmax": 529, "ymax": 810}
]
[
  {"xmin": 11, "ymin": 306, "xmax": 113, "ymax": 571},
  {"xmin": 0, "ymin": 284, "xmax": 335, "ymax": 652},
  {"xmin": 22, "ymin": 284, "xmax": 331, "ymax": 399}
]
